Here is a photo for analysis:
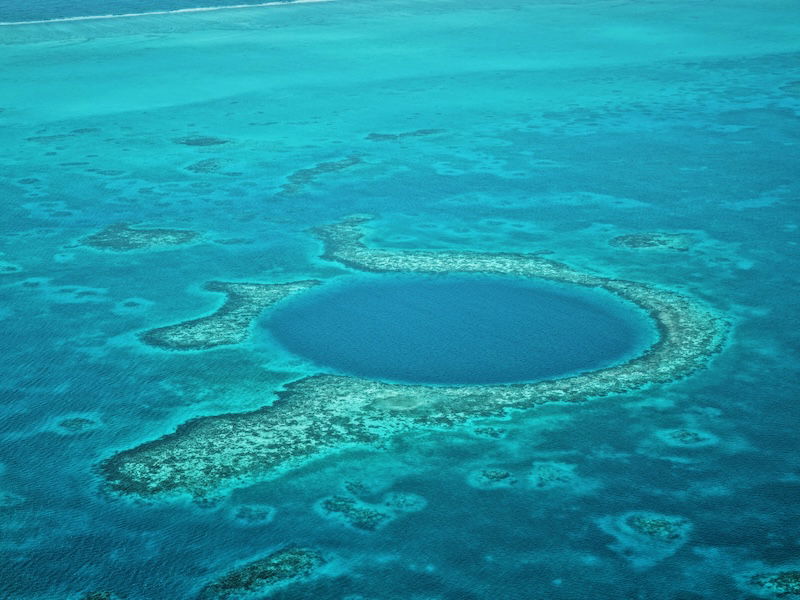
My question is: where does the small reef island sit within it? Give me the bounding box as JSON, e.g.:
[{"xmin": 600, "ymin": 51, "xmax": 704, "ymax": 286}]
[{"xmin": 100, "ymin": 217, "xmax": 729, "ymax": 500}]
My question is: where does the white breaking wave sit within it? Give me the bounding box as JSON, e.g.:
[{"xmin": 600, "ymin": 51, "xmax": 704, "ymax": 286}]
[{"xmin": 0, "ymin": 0, "xmax": 333, "ymax": 26}]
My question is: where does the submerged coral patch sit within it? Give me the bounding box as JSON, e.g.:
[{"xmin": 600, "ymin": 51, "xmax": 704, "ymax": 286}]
[
  {"xmin": 141, "ymin": 281, "xmax": 319, "ymax": 351},
  {"xmin": 101, "ymin": 217, "xmax": 728, "ymax": 500},
  {"xmin": 58, "ymin": 417, "xmax": 98, "ymax": 433},
  {"xmin": 467, "ymin": 468, "xmax": 518, "ymax": 490},
  {"xmin": 280, "ymin": 156, "xmax": 361, "ymax": 195},
  {"xmin": 80, "ymin": 223, "xmax": 198, "ymax": 252},
  {"xmin": 198, "ymin": 546, "xmax": 324, "ymax": 600},
  {"xmin": 596, "ymin": 511, "xmax": 692, "ymax": 569},
  {"xmin": 317, "ymin": 495, "xmax": 392, "ymax": 531},
  {"xmin": 656, "ymin": 428, "xmax": 719, "ymax": 448},
  {"xmin": 0, "ymin": 260, "xmax": 22, "ymax": 274},
  {"xmin": 229, "ymin": 503, "xmax": 275, "ymax": 526},
  {"xmin": 746, "ymin": 569, "xmax": 800, "ymax": 598},
  {"xmin": 609, "ymin": 232, "xmax": 692, "ymax": 251},
  {"xmin": 173, "ymin": 135, "xmax": 229, "ymax": 146},
  {"xmin": 366, "ymin": 128, "xmax": 445, "ymax": 141}
]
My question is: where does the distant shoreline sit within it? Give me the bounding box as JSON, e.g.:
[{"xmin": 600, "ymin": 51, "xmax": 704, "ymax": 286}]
[{"xmin": 0, "ymin": 0, "xmax": 332, "ymax": 27}]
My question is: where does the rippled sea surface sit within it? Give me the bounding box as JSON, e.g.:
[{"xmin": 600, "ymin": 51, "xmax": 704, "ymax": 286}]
[{"xmin": 1, "ymin": 0, "xmax": 799, "ymax": 598}]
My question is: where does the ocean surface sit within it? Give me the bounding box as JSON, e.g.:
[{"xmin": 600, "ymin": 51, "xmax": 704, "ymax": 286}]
[
  {"xmin": 265, "ymin": 274, "xmax": 655, "ymax": 384},
  {"xmin": 1, "ymin": 0, "xmax": 799, "ymax": 598}
]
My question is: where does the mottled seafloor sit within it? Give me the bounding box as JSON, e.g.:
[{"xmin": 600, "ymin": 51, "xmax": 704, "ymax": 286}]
[{"xmin": 1, "ymin": 0, "xmax": 799, "ymax": 598}]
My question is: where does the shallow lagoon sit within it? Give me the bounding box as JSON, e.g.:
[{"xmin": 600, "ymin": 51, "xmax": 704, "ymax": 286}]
[{"xmin": 267, "ymin": 274, "xmax": 655, "ymax": 384}]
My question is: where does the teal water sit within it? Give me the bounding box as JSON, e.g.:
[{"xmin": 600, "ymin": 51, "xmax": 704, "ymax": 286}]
[
  {"xmin": 1, "ymin": 0, "xmax": 800, "ymax": 598},
  {"xmin": 266, "ymin": 275, "xmax": 654, "ymax": 384}
]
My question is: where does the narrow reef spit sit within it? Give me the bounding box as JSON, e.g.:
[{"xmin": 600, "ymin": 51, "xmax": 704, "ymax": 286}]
[
  {"xmin": 279, "ymin": 156, "xmax": 361, "ymax": 195},
  {"xmin": 141, "ymin": 280, "xmax": 319, "ymax": 351},
  {"xmin": 100, "ymin": 217, "xmax": 729, "ymax": 500}
]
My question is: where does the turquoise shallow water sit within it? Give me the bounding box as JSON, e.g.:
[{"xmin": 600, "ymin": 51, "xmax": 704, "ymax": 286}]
[{"xmin": 1, "ymin": 0, "xmax": 800, "ymax": 598}]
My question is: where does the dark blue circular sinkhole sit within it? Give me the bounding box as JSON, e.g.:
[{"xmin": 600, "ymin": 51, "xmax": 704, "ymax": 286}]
[{"xmin": 265, "ymin": 274, "xmax": 655, "ymax": 385}]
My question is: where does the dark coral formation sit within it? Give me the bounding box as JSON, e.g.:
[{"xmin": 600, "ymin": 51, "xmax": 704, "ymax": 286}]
[
  {"xmin": 140, "ymin": 280, "xmax": 319, "ymax": 351},
  {"xmin": 609, "ymin": 232, "xmax": 692, "ymax": 251},
  {"xmin": 100, "ymin": 217, "xmax": 728, "ymax": 500},
  {"xmin": 473, "ymin": 426, "xmax": 507, "ymax": 439},
  {"xmin": 366, "ymin": 128, "xmax": 444, "ymax": 141},
  {"xmin": 625, "ymin": 513, "xmax": 690, "ymax": 542},
  {"xmin": 597, "ymin": 511, "xmax": 692, "ymax": 569},
  {"xmin": 198, "ymin": 547, "xmax": 324, "ymax": 600},
  {"xmin": 231, "ymin": 504, "xmax": 275, "ymax": 525},
  {"xmin": 81, "ymin": 223, "xmax": 198, "ymax": 252},
  {"xmin": 529, "ymin": 461, "xmax": 577, "ymax": 489},
  {"xmin": 79, "ymin": 592, "xmax": 120, "ymax": 600},
  {"xmin": 280, "ymin": 156, "xmax": 361, "ymax": 195},
  {"xmin": 468, "ymin": 468, "xmax": 517, "ymax": 489},
  {"xmin": 186, "ymin": 158, "xmax": 224, "ymax": 173},
  {"xmin": 748, "ymin": 570, "xmax": 800, "ymax": 597},
  {"xmin": 0, "ymin": 260, "xmax": 22, "ymax": 274},
  {"xmin": 658, "ymin": 428, "xmax": 717, "ymax": 447},
  {"xmin": 318, "ymin": 495, "xmax": 391, "ymax": 531},
  {"xmin": 173, "ymin": 135, "xmax": 229, "ymax": 146},
  {"xmin": 58, "ymin": 417, "xmax": 97, "ymax": 432}
]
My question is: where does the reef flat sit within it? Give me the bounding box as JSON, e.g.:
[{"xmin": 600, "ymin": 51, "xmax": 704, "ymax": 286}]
[
  {"xmin": 80, "ymin": 223, "xmax": 199, "ymax": 252},
  {"xmin": 140, "ymin": 281, "xmax": 319, "ymax": 351},
  {"xmin": 101, "ymin": 217, "xmax": 728, "ymax": 500},
  {"xmin": 198, "ymin": 546, "xmax": 324, "ymax": 600}
]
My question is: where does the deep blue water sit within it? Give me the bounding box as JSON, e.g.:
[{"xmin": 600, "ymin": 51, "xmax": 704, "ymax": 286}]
[{"xmin": 267, "ymin": 275, "xmax": 653, "ymax": 384}]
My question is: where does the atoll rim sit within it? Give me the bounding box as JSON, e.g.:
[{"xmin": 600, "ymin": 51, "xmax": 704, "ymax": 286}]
[{"xmin": 100, "ymin": 217, "xmax": 729, "ymax": 501}]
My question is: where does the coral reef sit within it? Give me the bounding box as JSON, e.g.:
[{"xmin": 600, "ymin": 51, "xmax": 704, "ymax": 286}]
[
  {"xmin": 280, "ymin": 156, "xmax": 361, "ymax": 195},
  {"xmin": 597, "ymin": 511, "xmax": 692, "ymax": 569},
  {"xmin": 79, "ymin": 593, "xmax": 120, "ymax": 600},
  {"xmin": 609, "ymin": 232, "xmax": 692, "ymax": 251},
  {"xmin": 468, "ymin": 468, "xmax": 517, "ymax": 490},
  {"xmin": 366, "ymin": 129, "xmax": 444, "ymax": 141},
  {"xmin": 186, "ymin": 158, "xmax": 224, "ymax": 173},
  {"xmin": 473, "ymin": 426, "xmax": 507, "ymax": 439},
  {"xmin": 80, "ymin": 223, "xmax": 198, "ymax": 252},
  {"xmin": 58, "ymin": 417, "xmax": 97, "ymax": 432},
  {"xmin": 317, "ymin": 495, "xmax": 391, "ymax": 531},
  {"xmin": 656, "ymin": 428, "xmax": 718, "ymax": 447},
  {"xmin": 173, "ymin": 135, "xmax": 229, "ymax": 146},
  {"xmin": 529, "ymin": 461, "xmax": 577, "ymax": 490},
  {"xmin": 230, "ymin": 503, "xmax": 275, "ymax": 525},
  {"xmin": 100, "ymin": 217, "xmax": 728, "ymax": 500},
  {"xmin": 747, "ymin": 570, "xmax": 800, "ymax": 598},
  {"xmin": 0, "ymin": 260, "xmax": 22, "ymax": 274},
  {"xmin": 382, "ymin": 492, "xmax": 427, "ymax": 512},
  {"xmin": 140, "ymin": 280, "xmax": 319, "ymax": 351},
  {"xmin": 198, "ymin": 546, "xmax": 324, "ymax": 599}
]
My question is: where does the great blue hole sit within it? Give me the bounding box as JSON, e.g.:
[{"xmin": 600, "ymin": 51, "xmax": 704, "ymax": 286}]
[{"xmin": 264, "ymin": 274, "xmax": 656, "ymax": 385}]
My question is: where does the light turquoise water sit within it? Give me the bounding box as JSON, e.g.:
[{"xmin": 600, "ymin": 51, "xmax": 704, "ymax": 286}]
[{"xmin": 1, "ymin": 0, "xmax": 799, "ymax": 598}]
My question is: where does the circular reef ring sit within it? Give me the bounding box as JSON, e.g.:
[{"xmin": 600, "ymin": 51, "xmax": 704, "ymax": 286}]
[{"xmin": 101, "ymin": 216, "xmax": 730, "ymax": 500}]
